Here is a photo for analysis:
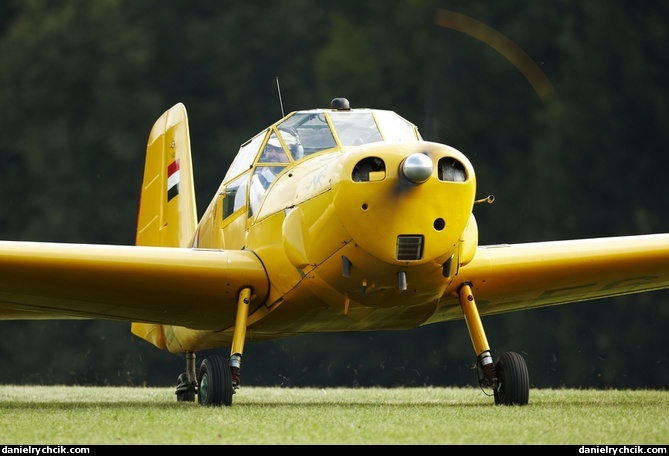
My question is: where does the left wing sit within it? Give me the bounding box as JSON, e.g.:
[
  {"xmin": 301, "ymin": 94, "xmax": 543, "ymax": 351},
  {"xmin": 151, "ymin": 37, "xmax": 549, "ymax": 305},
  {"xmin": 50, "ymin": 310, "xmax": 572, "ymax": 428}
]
[
  {"xmin": 0, "ymin": 241, "xmax": 269, "ymax": 330},
  {"xmin": 446, "ymin": 233, "xmax": 669, "ymax": 318}
]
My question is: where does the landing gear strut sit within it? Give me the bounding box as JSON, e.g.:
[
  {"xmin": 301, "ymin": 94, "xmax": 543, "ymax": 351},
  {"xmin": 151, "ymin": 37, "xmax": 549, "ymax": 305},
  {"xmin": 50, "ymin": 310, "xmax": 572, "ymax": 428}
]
[
  {"xmin": 175, "ymin": 352, "xmax": 197, "ymax": 402},
  {"xmin": 458, "ymin": 283, "xmax": 529, "ymax": 405}
]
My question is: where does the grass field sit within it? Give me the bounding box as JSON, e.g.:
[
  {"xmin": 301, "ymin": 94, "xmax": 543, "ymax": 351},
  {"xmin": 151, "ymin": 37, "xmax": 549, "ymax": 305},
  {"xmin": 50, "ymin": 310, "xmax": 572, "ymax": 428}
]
[{"xmin": 0, "ymin": 386, "xmax": 667, "ymax": 445}]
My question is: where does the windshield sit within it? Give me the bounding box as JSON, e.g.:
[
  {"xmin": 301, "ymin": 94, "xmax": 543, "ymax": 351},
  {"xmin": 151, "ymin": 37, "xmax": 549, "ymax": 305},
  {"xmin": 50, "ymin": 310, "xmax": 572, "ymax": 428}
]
[
  {"xmin": 278, "ymin": 113, "xmax": 337, "ymax": 156},
  {"xmin": 224, "ymin": 108, "xmax": 421, "ymax": 184},
  {"xmin": 329, "ymin": 112, "xmax": 383, "ymax": 146}
]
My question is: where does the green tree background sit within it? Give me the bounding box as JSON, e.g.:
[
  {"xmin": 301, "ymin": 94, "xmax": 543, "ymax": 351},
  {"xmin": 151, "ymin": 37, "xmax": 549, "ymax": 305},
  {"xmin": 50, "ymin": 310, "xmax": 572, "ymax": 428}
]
[{"xmin": 0, "ymin": 0, "xmax": 667, "ymax": 389}]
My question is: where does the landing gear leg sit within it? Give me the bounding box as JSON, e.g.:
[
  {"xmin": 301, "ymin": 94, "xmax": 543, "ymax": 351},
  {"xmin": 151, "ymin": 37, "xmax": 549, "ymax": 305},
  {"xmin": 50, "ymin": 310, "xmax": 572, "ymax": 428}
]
[
  {"xmin": 458, "ymin": 283, "xmax": 529, "ymax": 405},
  {"xmin": 175, "ymin": 352, "xmax": 197, "ymax": 402},
  {"xmin": 196, "ymin": 287, "xmax": 252, "ymax": 407},
  {"xmin": 229, "ymin": 286, "xmax": 252, "ymax": 390}
]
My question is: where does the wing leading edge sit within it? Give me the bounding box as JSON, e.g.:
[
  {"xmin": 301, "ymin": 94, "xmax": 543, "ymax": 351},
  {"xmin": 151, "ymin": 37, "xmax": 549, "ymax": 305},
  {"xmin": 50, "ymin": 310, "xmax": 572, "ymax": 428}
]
[
  {"xmin": 449, "ymin": 233, "xmax": 669, "ymax": 318},
  {"xmin": 0, "ymin": 241, "xmax": 269, "ymax": 330}
]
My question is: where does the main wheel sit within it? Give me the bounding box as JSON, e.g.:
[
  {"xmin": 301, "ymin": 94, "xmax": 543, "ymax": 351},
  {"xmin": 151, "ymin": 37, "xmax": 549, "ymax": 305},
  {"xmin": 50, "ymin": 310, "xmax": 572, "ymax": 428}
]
[
  {"xmin": 197, "ymin": 355, "xmax": 233, "ymax": 406},
  {"xmin": 493, "ymin": 351, "xmax": 529, "ymax": 405}
]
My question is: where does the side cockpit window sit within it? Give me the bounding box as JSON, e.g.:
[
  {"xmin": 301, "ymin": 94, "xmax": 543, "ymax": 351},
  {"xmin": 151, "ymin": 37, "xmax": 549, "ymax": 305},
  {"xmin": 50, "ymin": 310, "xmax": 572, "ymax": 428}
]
[
  {"xmin": 222, "ymin": 174, "xmax": 248, "ymax": 219},
  {"xmin": 249, "ymin": 132, "xmax": 291, "ymax": 216},
  {"xmin": 224, "ymin": 133, "xmax": 266, "ymax": 182}
]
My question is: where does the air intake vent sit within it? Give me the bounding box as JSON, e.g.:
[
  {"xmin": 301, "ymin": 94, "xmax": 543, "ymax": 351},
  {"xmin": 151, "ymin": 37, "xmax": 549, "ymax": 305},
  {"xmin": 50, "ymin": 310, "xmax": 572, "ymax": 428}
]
[
  {"xmin": 438, "ymin": 157, "xmax": 466, "ymax": 182},
  {"xmin": 396, "ymin": 235, "xmax": 423, "ymax": 260}
]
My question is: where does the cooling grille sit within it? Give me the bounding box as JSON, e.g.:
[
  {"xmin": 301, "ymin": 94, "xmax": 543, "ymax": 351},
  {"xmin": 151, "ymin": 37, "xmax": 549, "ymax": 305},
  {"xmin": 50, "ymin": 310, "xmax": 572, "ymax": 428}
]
[{"xmin": 396, "ymin": 235, "xmax": 423, "ymax": 260}]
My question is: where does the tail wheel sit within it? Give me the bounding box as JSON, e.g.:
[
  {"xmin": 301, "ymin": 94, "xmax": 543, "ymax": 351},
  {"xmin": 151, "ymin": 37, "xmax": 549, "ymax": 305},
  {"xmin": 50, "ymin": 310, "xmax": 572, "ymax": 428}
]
[
  {"xmin": 493, "ymin": 351, "xmax": 529, "ymax": 406},
  {"xmin": 197, "ymin": 355, "xmax": 233, "ymax": 407},
  {"xmin": 175, "ymin": 373, "xmax": 196, "ymax": 402}
]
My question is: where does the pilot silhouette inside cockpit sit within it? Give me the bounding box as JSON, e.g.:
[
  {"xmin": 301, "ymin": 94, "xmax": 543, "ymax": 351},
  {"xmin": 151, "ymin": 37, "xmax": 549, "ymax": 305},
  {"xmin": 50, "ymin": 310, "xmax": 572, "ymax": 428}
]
[{"xmin": 248, "ymin": 133, "xmax": 293, "ymax": 215}]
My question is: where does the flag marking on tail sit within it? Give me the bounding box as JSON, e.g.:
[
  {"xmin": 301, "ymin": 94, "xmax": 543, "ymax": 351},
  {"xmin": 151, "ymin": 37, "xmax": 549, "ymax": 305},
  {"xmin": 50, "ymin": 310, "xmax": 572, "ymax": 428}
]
[{"xmin": 167, "ymin": 159, "xmax": 180, "ymax": 202}]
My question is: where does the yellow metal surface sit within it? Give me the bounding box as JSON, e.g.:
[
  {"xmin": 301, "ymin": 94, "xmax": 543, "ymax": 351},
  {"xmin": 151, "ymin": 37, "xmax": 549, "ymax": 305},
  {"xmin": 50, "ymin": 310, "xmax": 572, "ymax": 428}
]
[
  {"xmin": 458, "ymin": 283, "xmax": 490, "ymax": 356},
  {"xmin": 136, "ymin": 103, "xmax": 197, "ymax": 248},
  {"xmin": 131, "ymin": 322, "xmax": 166, "ymax": 349},
  {"xmin": 0, "ymin": 241, "xmax": 269, "ymax": 331},
  {"xmin": 231, "ymin": 287, "xmax": 252, "ymax": 356},
  {"xmin": 425, "ymin": 233, "xmax": 669, "ymax": 325},
  {"xmin": 335, "ymin": 142, "xmax": 476, "ymax": 265}
]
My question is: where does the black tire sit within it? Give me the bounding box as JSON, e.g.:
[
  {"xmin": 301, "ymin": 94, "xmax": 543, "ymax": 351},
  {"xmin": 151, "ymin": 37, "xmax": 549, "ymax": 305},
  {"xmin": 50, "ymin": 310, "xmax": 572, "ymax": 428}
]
[
  {"xmin": 493, "ymin": 351, "xmax": 529, "ymax": 406},
  {"xmin": 175, "ymin": 373, "xmax": 196, "ymax": 402},
  {"xmin": 197, "ymin": 355, "xmax": 233, "ymax": 407}
]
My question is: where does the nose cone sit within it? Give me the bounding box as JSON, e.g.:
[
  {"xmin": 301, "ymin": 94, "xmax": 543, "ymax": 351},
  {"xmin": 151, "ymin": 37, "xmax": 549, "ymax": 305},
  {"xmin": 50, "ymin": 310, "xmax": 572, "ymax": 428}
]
[
  {"xmin": 334, "ymin": 141, "xmax": 476, "ymax": 265},
  {"xmin": 401, "ymin": 153, "xmax": 433, "ymax": 183}
]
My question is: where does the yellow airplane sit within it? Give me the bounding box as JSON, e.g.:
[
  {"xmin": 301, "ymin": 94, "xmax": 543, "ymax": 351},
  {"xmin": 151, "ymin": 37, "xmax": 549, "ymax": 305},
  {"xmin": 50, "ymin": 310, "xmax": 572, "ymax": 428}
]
[{"xmin": 1, "ymin": 98, "xmax": 668, "ymax": 407}]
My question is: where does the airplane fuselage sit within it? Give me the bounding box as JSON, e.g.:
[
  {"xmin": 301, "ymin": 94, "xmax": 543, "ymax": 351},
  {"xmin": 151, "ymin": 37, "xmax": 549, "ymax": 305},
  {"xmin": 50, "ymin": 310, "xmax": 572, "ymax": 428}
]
[{"xmin": 165, "ymin": 103, "xmax": 479, "ymax": 352}]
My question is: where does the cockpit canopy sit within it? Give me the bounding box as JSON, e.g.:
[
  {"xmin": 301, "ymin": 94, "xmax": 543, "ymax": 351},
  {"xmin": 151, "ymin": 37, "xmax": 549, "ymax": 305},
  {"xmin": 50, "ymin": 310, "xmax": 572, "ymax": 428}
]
[{"xmin": 223, "ymin": 98, "xmax": 422, "ymax": 182}]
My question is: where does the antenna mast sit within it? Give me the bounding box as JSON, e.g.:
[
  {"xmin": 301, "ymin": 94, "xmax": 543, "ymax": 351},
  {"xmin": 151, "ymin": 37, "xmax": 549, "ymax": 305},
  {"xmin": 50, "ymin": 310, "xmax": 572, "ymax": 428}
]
[{"xmin": 276, "ymin": 77, "xmax": 285, "ymax": 117}]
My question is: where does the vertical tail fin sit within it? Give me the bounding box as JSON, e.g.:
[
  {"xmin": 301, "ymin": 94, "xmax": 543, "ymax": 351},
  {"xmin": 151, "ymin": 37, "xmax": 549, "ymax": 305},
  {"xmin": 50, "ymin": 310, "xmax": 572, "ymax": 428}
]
[
  {"xmin": 133, "ymin": 103, "xmax": 197, "ymax": 349},
  {"xmin": 136, "ymin": 103, "xmax": 197, "ymax": 248}
]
